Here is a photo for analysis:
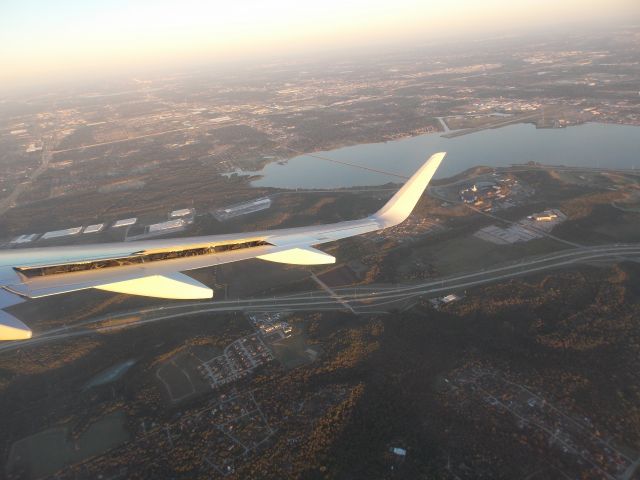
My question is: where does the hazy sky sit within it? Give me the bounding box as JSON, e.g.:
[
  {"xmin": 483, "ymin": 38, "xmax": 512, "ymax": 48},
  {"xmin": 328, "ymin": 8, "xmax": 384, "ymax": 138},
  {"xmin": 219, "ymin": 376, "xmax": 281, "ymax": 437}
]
[{"xmin": 2, "ymin": 0, "xmax": 639, "ymax": 88}]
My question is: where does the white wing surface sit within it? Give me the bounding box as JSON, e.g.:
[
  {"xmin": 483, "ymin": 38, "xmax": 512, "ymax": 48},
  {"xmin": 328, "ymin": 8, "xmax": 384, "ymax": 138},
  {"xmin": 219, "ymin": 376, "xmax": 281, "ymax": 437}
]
[{"xmin": 0, "ymin": 152, "xmax": 445, "ymax": 340}]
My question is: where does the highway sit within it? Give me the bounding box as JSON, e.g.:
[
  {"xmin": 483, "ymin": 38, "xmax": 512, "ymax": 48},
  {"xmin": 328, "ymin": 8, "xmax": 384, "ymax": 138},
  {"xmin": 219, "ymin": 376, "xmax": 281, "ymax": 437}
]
[
  {"xmin": 0, "ymin": 138, "xmax": 52, "ymax": 216},
  {"xmin": 1, "ymin": 242, "xmax": 638, "ymax": 353}
]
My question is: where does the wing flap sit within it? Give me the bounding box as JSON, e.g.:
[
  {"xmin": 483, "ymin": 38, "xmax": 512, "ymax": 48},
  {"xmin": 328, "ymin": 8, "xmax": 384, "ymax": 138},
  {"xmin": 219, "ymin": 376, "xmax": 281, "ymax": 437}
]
[
  {"xmin": 95, "ymin": 272, "xmax": 213, "ymax": 299},
  {"xmin": 7, "ymin": 245, "xmax": 278, "ymax": 299},
  {"xmin": 257, "ymin": 247, "xmax": 336, "ymax": 265}
]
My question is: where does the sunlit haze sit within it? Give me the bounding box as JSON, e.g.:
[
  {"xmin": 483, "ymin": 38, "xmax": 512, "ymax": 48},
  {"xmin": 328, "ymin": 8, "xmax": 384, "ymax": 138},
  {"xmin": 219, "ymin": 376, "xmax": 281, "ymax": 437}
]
[{"xmin": 2, "ymin": 0, "xmax": 639, "ymax": 89}]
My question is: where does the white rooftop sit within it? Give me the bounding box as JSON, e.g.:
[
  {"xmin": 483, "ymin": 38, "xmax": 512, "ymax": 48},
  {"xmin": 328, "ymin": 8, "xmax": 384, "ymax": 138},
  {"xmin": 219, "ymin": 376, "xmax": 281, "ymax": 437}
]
[
  {"xmin": 10, "ymin": 234, "xmax": 39, "ymax": 244},
  {"xmin": 42, "ymin": 227, "xmax": 82, "ymax": 239},
  {"xmin": 83, "ymin": 224, "xmax": 104, "ymax": 234},
  {"xmin": 112, "ymin": 218, "xmax": 137, "ymax": 228},
  {"xmin": 442, "ymin": 294, "xmax": 459, "ymax": 303},
  {"xmin": 170, "ymin": 208, "xmax": 193, "ymax": 218},
  {"xmin": 148, "ymin": 219, "xmax": 185, "ymax": 233},
  {"xmin": 223, "ymin": 198, "xmax": 271, "ymax": 213}
]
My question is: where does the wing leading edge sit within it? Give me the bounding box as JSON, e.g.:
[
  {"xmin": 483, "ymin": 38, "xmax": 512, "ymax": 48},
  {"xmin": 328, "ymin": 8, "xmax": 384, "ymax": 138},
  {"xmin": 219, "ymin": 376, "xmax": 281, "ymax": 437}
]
[{"xmin": 0, "ymin": 152, "xmax": 445, "ymax": 340}]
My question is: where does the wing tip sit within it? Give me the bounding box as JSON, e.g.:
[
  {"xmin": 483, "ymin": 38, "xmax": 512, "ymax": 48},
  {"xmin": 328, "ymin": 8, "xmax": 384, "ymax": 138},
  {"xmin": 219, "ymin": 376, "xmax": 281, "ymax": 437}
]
[
  {"xmin": 426, "ymin": 151, "xmax": 447, "ymax": 168},
  {"xmin": 373, "ymin": 151, "xmax": 446, "ymax": 227}
]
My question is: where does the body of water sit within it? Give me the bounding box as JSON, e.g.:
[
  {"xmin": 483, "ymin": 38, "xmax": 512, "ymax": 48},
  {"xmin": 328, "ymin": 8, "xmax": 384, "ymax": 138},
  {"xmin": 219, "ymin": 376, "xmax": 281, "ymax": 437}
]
[
  {"xmin": 248, "ymin": 123, "xmax": 640, "ymax": 189},
  {"xmin": 83, "ymin": 359, "xmax": 136, "ymax": 390}
]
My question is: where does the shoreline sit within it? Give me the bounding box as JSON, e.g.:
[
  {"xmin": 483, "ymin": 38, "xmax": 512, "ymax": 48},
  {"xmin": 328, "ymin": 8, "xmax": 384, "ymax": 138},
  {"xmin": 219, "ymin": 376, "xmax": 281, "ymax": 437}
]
[{"xmin": 241, "ymin": 121, "xmax": 640, "ymax": 190}]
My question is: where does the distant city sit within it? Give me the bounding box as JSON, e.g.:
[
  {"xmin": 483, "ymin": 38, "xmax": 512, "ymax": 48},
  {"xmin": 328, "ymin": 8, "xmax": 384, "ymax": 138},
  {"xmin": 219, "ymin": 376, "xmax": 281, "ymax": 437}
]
[{"xmin": 1, "ymin": 27, "xmax": 639, "ymax": 239}]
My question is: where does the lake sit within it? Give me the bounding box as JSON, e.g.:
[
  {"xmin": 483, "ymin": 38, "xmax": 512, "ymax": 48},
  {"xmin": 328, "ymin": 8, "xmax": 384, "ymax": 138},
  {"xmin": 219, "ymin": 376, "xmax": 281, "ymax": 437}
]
[
  {"xmin": 248, "ymin": 123, "xmax": 640, "ymax": 189},
  {"xmin": 83, "ymin": 358, "xmax": 136, "ymax": 390}
]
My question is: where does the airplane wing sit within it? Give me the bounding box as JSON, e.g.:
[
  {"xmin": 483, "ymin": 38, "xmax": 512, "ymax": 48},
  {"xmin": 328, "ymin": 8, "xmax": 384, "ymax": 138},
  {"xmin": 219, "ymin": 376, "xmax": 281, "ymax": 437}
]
[{"xmin": 0, "ymin": 152, "xmax": 445, "ymax": 340}]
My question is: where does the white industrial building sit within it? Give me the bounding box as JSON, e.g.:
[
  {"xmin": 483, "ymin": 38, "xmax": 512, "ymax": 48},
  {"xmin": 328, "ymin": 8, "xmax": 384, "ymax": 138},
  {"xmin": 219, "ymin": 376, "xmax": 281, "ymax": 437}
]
[
  {"xmin": 430, "ymin": 293, "xmax": 463, "ymax": 309},
  {"xmin": 530, "ymin": 210, "xmax": 559, "ymax": 222},
  {"xmin": 148, "ymin": 219, "xmax": 186, "ymax": 233},
  {"xmin": 10, "ymin": 234, "xmax": 40, "ymax": 244},
  {"xmin": 441, "ymin": 294, "xmax": 460, "ymax": 304},
  {"xmin": 111, "ymin": 218, "xmax": 137, "ymax": 228},
  {"xmin": 170, "ymin": 208, "xmax": 194, "ymax": 218},
  {"xmin": 42, "ymin": 227, "xmax": 82, "ymax": 240},
  {"xmin": 214, "ymin": 197, "xmax": 272, "ymax": 221},
  {"xmin": 83, "ymin": 224, "xmax": 104, "ymax": 234},
  {"xmin": 223, "ymin": 198, "xmax": 271, "ymax": 214}
]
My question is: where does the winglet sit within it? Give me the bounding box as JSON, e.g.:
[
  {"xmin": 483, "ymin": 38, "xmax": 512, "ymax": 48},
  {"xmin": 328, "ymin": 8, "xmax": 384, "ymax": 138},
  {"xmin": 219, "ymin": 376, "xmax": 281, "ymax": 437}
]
[{"xmin": 373, "ymin": 152, "xmax": 445, "ymax": 228}]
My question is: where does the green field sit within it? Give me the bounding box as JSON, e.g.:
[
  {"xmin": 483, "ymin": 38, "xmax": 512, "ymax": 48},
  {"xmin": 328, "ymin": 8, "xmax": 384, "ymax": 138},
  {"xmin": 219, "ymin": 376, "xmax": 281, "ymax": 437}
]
[
  {"xmin": 413, "ymin": 234, "xmax": 567, "ymax": 276},
  {"xmin": 270, "ymin": 331, "xmax": 324, "ymax": 369},
  {"xmin": 156, "ymin": 346, "xmax": 218, "ymax": 402}
]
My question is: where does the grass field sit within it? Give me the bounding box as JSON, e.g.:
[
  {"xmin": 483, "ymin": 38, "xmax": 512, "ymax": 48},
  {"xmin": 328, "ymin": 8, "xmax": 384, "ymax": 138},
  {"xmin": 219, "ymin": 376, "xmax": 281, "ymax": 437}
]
[
  {"xmin": 413, "ymin": 234, "xmax": 567, "ymax": 276},
  {"xmin": 156, "ymin": 346, "xmax": 218, "ymax": 402},
  {"xmin": 270, "ymin": 330, "xmax": 323, "ymax": 370}
]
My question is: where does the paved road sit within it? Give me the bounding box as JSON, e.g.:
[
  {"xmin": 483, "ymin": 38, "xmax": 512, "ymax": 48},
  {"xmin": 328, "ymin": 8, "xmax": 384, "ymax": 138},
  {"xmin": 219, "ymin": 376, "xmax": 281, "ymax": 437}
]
[
  {"xmin": 310, "ymin": 272, "xmax": 356, "ymax": 313},
  {"xmin": 1, "ymin": 243, "xmax": 638, "ymax": 352},
  {"xmin": 0, "ymin": 139, "xmax": 52, "ymax": 216}
]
